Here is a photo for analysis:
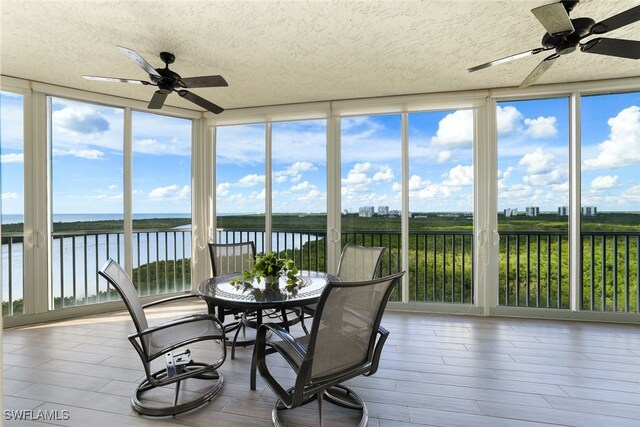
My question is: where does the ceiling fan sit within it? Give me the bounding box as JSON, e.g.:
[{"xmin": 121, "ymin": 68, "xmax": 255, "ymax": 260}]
[
  {"xmin": 467, "ymin": 1, "xmax": 640, "ymax": 88},
  {"xmin": 83, "ymin": 46, "xmax": 227, "ymax": 114}
]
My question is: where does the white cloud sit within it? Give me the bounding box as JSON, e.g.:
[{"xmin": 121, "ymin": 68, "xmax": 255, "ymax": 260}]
[
  {"xmin": 519, "ymin": 149, "xmax": 567, "ymax": 187},
  {"xmin": 622, "ymin": 185, "xmax": 640, "ymax": 203},
  {"xmin": 108, "ymin": 184, "xmax": 119, "ymax": 191},
  {"xmin": 438, "ymin": 151, "xmax": 453, "ymax": 163},
  {"xmin": 583, "ymin": 106, "xmax": 640, "ymax": 170},
  {"xmin": 497, "ymin": 105, "xmax": 523, "ymax": 135},
  {"xmin": 274, "ymin": 161, "xmax": 317, "ymax": 183},
  {"xmin": 2, "ymin": 192, "xmax": 19, "ymax": 200},
  {"xmin": 342, "ymin": 163, "xmax": 372, "ymax": 191},
  {"xmin": 443, "ymin": 165, "xmax": 473, "ymax": 187},
  {"xmin": 52, "ymin": 148, "xmax": 104, "ymax": 160},
  {"xmin": 216, "ymin": 182, "xmax": 232, "ymax": 197},
  {"xmin": 519, "ymin": 148, "xmax": 555, "ymax": 174},
  {"xmin": 524, "ymin": 116, "xmax": 558, "ymax": 139},
  {"xmin": 1, "ymin": 153, "xmax": 23, "ymax": 163},
  {"xmin": 590, "ymin": 175, "xmax": 619, "ymax": 191},
  {"xmin": 290, "ymin": 181, "xmax": 317, "ymax": 192},
  {"xmin": 431, "ymin": 110, "xmax": 473, "ymax": 149},
  {"xmin": 373, "ymin": 166, "xmax": 394, "ymax": 182},
  {"xmin": 52, "ymin": 105, "xmax": 110, "ymax": 134},
  {"xmin": 237, "ymin": 174, "xmax": 265, "ymax": 187},
  {"xmin": 133, "ymin": 137, "xmax": 190, "ymax": 157},
  {"xmin": 148, "ymin": 185, "xmax": 190, "ymax": 201}
]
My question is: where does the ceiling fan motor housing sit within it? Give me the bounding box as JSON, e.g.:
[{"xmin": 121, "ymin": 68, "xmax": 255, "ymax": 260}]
[
  {"xmin": 542, "ymin": 17, "xmax": 595, "ymax": 55},
  {"xmin": 149, "ymin": 52, "xmax": 185, "ymax": 92}
]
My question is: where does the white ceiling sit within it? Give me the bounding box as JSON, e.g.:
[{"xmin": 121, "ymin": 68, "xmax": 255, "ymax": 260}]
[{"xmin": 1, "ymin": 0, "xmax": 639, "ymax": 113}]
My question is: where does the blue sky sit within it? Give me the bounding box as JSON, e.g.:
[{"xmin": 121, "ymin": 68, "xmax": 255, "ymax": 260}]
[{"xmin": 2, "ymin": 91, "xmax": 639, "ymax": 218}]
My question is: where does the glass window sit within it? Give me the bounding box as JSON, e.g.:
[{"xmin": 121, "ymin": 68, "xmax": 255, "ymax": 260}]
[
  {"xmin": 408, "ymin": 110, "xmax": 474, "ymax": 303},
  {"xmin": 50, "ymin": 97, "xmax": 124, "ymax": 307},
  {"xmin": 132, "ymin": 111, "xmax": 192, "ymax": 295},
  {"xmin": 341, "ymin": 114, "xmax": 402, "ymax": 297},
  {"xmin": 216, "ymin": 124, "xmax": 266, "ymax": 252},
  {"xmin": 581, "ymin": 92, "xmax": 640, "ymax": 313},
  {"xmin": 1, "ymin": 91, "xmax": 25, "ymax": 316},
  {"xmin": 497, "ymin": 98, "xmax": 569, "ymax": 308},
  {"xmin": 272, "ymin": 120, "xmax": 327, "ymax": 271}
]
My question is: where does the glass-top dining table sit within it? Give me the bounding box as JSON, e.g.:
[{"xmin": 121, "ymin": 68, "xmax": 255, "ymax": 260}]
[{"xmin": 196, "ymin": 270, "xmax": 337, "ymax": 389}]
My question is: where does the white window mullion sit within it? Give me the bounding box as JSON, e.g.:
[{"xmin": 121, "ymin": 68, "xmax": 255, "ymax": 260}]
[
  {"xmin": 326, "ymin": 114, "xmax": 341, "ymax": 274},
  {"xmin": 401, "ymin": 112, "xmax": 409, "ymax": 303},
  {"xmin": 23, "ymin": 90, "xmax": 49, "ymax": 314},
  {"xmin": 477, "ymin": 98, "xmax": 499, "ymax": 315},
  {"xmin": 569, "ymin": 93, "xmax": 582, "ymax": 312},
  {"xmin": 123, "ymin": 107, "xmax": 133, "ymax": 277},
  {"xmin": 265, "ymin": 123, "xmax": 272, "ymax": 253},
  {"xmin": 191, "ymin": 117, "xmax": 211, "ymax": 286}
]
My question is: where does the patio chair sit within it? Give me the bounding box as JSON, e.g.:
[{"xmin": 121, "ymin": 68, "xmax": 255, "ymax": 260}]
[
  {"xmin": 98, "ymin": 258, "xmax": 226, "ymax": 417},
  {"xmin": 300, "ymin": 244, "xmax": 386, "ymax": 333},
  {"xmin": 254, "ymin": 271, "xmax": 404, "ymax": 426},
  {"xmin": 208, "ymin": 241, "xmax": 260, "ymax": 358}
]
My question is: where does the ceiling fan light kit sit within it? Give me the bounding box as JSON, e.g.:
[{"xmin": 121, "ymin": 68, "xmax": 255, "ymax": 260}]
[
  {"xmin": 83, "ymin": 46, "xmax": 227, "ymax": 114},
  {"xmin": 468, "ymin": 1, "xmax": 640, "ymax": 88}
]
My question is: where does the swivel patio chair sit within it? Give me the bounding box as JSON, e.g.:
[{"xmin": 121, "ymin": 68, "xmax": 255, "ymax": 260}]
[
  {"xmin": 300, "ymin": 244, "xmax": 386, "ymax": 333},
  {"xmin": 254, "ymin": 271, "xmax": 404, "ymax": 426},
  {"xmin": 208, "ymin": 241, "xmax": 260, "ymax": 358},
  {"xmin": 98, "ymin": 258, "xmax": 226, "ymax": 417}
]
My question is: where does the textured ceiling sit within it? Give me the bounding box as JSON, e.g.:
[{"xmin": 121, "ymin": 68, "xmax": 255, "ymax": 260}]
[{"xmin": 1, "ymin": 0, "xmax": 639, "ymax": 113}]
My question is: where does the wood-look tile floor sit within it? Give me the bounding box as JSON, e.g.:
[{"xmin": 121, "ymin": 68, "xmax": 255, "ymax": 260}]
[{"xmin": 2, "ymin": 302, "xmax": 640, "ymax": 426}]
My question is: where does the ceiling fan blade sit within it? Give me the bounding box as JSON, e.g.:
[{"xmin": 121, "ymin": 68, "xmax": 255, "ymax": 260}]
[
  {"xmin": 581, "ymin": 38, "xmax": 640, "ymax": 59},
  {"xmin": 519, "ymin": 54, "xmax": 559, "ymax": 88},
  {"xmin": 117, "ymin": 46, "xmax": 162, "ymax": 78},
  {"xmin": 531, "ymin": 2, "xmax": 575, "ymax": 35},
  {"xmin": 590, "ymin": 5, "xmax": 640, "ymax": 35},
  {"xmin": 179, "ymin": 75, "xmax": 228, "ymax": 88},
  {"xmin": 468, "ymin": 48, "xmax": 546, "ymax": 72},
  {"xmin": 178, "ymin": 90, "xmax": 224, "ymax": 114},
  {"xmin": 83, "ymin": 75, "xmax": 152, "ymax": 85},
  {"xmin": 148, "ymin": 90, "xmax": 169, "ymax": 109}
]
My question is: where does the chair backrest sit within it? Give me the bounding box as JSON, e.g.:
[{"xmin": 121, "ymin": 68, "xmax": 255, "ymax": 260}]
[
  {"xmin": 208, "ymin": 241, "xmax": 256, "ymax": 276},
  {"xmin": 336, "ymin": 244, "xmax": 386, "ymax": 282},
  {"xmin": 98, "ymin": 258, "xmax": 148, "ymax": 333},
  {"xmin": 307, "ymin": 271, "xmax": 404, "ymax": 380}
]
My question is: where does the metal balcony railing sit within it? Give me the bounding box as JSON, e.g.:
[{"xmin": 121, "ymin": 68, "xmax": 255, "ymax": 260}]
[{"xmin": 3, "ymin": 228, "xmax": 639, "ymax": 315}]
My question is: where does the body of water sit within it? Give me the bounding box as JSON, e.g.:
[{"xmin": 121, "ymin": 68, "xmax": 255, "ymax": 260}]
[
  {"xmin": 2, "ymin": 214, "xmax": 319, "ymax": 303},
  {"xmin": 2, "ymin": 213, "xmax": 192, "ymax": 225}
]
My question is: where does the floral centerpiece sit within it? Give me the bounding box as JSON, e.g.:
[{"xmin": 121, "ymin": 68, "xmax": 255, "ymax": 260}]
[{"xmin": 230, "ymin": 252, "xmax": 301, "ymax": 292}]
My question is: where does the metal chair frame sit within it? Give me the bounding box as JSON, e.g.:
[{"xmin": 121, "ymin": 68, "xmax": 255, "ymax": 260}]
[
  {"xmin": 98, "ymin": 258, "xmax": 226, "ymax": 417},
  {"xmin": 300, "ymin": 243, "xmax": 386, "ymax": 334},
  {"xmin": 255, "ymin": 271, "xmax": 404, "ymax": 426}
]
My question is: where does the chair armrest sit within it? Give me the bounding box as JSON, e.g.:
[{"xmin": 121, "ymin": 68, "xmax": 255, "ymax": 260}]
[
  {"xmin": 363, "ymin": 325, "xmax": 389, "ymax": 377},
  {"xmin": 259, "ymin": 323, "xmax": 309, "ymax": 362},
  {"xmin": 141, "ymin": 293, "xmax": 201, "ymax": 309},
  {"xmin": 129, "ymin": 313, "xmax": 224, "ymax": 341}
]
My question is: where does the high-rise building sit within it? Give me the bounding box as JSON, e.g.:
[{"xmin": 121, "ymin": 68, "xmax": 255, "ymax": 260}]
[
  {"xmin": 558, "ymin": 206, "xmax": 568, "ymax": 216},
  {"xmin": 359, "ymin": 206, "xmax": 375, "ymax": 217},
  {"xmin": 378, "ymin": 206, "xmax": 389, "ymax": 216}
]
